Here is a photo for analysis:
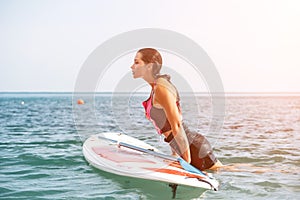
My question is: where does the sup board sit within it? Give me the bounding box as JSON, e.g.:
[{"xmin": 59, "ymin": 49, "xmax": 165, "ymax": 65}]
[{"xmin": 83, "ymin": 132, "xmax": 219, "ymax": 197}]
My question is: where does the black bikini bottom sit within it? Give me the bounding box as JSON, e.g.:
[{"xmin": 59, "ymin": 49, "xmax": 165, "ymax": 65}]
[{"xmin": 164, "ymin": 125, "xmax": 217, "ymax": 171}]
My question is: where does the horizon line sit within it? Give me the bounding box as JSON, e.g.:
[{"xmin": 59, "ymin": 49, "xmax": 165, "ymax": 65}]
[
  {"xmin": 0, "ymin": 91, "xmax": 300, "ymax": 94},
  {"xmin": 1, "ymin": 91, "xmax": 300, "ymax": 96}
]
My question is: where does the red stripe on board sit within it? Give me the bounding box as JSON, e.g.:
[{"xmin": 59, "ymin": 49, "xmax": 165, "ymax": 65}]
[
  {"xmin": 168, "ymin": 161, "xmax": 183, "ymax": 169},
  {"xmin": 144, "ymin": 167, "xmax": 206, "ymax": 179}
]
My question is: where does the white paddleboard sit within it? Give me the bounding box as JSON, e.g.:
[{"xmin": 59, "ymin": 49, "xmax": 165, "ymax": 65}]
[{"xmin": 83, "ymin": 132, "xmax": 219, "ymax": 197}]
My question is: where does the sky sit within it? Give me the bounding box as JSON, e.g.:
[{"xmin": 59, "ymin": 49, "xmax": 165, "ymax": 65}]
[{"xmin": 0, "ymin": 0, "xmax": 300, "ymax": 93}]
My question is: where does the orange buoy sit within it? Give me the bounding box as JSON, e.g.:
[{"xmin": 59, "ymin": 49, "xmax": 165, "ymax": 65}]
[{"xmin": 77, "ymin": 99, "xmax": 85, "ymax": 105}]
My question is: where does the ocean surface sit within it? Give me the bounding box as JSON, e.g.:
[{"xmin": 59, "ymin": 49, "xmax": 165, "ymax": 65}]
[{"xmin": 0, "ymin": 93, "xmax": 299, "ymax": 200}]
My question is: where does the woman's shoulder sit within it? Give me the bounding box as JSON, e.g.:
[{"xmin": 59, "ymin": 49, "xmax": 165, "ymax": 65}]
[
  {"xmin": 155, "ymin": 77, "xmax": 177, "ymax": 97},
  {"xmin": 156, "ymin": 77, "xmax": 173, "ymax": 88},
  {"xmin": 157, "ymin": 76, "xmax": 177, "ymax": 86}
]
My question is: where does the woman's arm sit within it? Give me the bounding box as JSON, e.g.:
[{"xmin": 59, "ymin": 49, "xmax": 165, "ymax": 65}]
[{"xmin": 154, "ymin": 81, "xmax": 191, "ymax": 163}]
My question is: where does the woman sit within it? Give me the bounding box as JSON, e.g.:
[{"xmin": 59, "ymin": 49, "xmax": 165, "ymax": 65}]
[{"xmin": 131, "ymin": 48, "xmax": 223, "ymax": 171}]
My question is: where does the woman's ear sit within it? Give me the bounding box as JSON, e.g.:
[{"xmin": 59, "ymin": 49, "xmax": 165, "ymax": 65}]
[{"xmin": 147, "ymin": 63, "xmax": 153, "ymax": 71}]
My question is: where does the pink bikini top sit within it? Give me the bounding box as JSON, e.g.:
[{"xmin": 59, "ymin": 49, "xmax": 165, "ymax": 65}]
[{"xmin": 142, "ymin": 81, "xmax": 181, "ymax": 134}]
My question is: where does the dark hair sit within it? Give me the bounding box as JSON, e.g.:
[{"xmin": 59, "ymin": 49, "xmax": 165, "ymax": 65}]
[{"xmin": 138, "ymin": 48, "xmax": 170, "ymax": 80}]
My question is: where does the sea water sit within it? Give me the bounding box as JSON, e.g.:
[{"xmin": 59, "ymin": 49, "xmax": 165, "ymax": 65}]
[{"xmin": 0, "ymin": 93, "xmax": 299, "ymax": 200}]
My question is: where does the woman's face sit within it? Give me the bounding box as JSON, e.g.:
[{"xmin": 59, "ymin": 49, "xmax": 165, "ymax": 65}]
[{"xmin": 131, "ymin": 52, "xmax": 147, "ymax": 79}]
